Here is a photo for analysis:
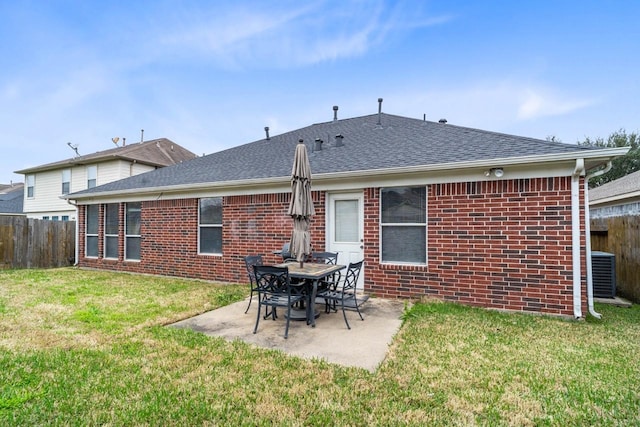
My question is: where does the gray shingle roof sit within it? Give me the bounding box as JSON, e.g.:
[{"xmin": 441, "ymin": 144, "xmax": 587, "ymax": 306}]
[
  {"xmin": 68, "ymin": 113, "xmax": 598, "ymax": 197},
  {"xmin": 0, "ymin": 184, "xmax": 24, "ymax": 213},
  {"xmin": 15, "ymin": 138, "xmax": 197, "ymax": 174},
  {"xmin": 590, "ymin": 169, "xmax": 640, "ymax": 202}
]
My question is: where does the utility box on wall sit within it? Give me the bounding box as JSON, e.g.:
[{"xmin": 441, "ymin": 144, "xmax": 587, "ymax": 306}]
[{"xmin": 592, "ymin": 251, "xmax": 616, "ymax": 298}]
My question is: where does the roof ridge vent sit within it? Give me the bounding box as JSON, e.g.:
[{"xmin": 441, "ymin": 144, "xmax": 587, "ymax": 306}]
[{"xmin": 439, "ymin": 118, "xmax": 447, "ymax": 124}]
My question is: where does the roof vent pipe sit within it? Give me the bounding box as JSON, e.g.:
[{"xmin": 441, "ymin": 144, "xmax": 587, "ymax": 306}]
[
  {"xmin": 335, "ymin": 134, "xmax": 344, "ymax": 147},
  {"xmin": 439, "ymin": 118, "xmax": 447, "ymax": 124},
  {"xmin": 377, "ymin": 98, "xmax": 383, "ymax": 125},
  {"xmin": 314, "ymin": 138, "xmax": 323, "ymax": 152},
  {"xmin": 333, "ymin": 105, "xmax": 339, "ymax": 121},
  {"xmin": 141, "ymin": 129, "xmax": 144, "ymax": 142},
  {"xmin": 264, "ymin": 126, "xmax": 270, "ymax": 140},
  {"xmin": 123, "ymin": 137, "xmax": 126, "ymax": 146}
]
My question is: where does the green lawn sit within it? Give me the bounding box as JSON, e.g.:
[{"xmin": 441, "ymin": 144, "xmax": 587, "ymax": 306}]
[{"xmin": 1, "ymin": 268, "xmax": 638, "ymax": 426}]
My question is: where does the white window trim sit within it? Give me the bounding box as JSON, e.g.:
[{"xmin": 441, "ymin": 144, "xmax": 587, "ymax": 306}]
[
  {"xmin": 87, "ymin": 165, "xmax": 97, "ymax": 189},
  {"xmin": 61, "ymin": 169, "xmax": 71, "ymax": 195},
  {"xmin": 26, "ymin": 175, "xmax": 35, "ymax": 198},
  {"xmin": 379, "ymin": 186, "xmax": 428, "ymax": 266},
  {"xmin": 125, "ymin": 202, "xmax": 141, "ymax": 262},
  {"xmin": 198, "ymin": 198, "xmax": 223, "ymax": 256},
  {"xmin": 103, "ymin": 204, "xmax": 119, "ymax": 260},
  {"xmin": 85, "ymin": 205, "xmax": 99, "ymax": 258}
]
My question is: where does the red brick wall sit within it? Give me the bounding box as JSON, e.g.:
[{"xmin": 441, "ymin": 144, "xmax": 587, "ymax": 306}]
[
  {"xmin": 77, "ymin": 178, "xmax": 586, "ymax": 316},
  {"xmin": 365, "ymin": 177, "xmax": 585, "ymax": 316},
  {"xmin": 79, "ymin": 192, "xmax": 326, "ymax": 283}
]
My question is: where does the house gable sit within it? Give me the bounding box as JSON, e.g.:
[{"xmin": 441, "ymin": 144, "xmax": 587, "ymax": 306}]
[{"xmin": 16, "ymin": 138, "xmax": 197, "ymax": 220}]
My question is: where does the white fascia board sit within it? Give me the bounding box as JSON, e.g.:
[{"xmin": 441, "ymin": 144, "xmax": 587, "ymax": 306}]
[
  {"xmin": 67, "ymin": 147, "xmax": 630, "ymax": 204},
  {"xmin": 589, "ymin": 190, "xmax": 640, "ymax": 207}
]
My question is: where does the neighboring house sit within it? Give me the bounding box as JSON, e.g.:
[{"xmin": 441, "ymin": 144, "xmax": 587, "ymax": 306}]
[
  {"xmin": 15, "ymin": 138, "xmax": 197, "ymax": 221},
  {"xmin": 0, "ymin": 183, "xmax": 25, "ymax": 215},
  {"xmin": 65, "ymin": 106, "xmax": 628, "ymax": 319},
  {"xmin": 589, "ymin": 169, "xmax": 640, "ymax": 302}
]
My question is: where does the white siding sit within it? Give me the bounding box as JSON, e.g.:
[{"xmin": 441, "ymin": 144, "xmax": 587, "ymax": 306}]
[
  {"xmin": 22, "ymin": 169, "xmax": 71, "ymax": 216},
  {"xmin": 22, "ymin": 159, "xmax": 157, "ymax": 219}
]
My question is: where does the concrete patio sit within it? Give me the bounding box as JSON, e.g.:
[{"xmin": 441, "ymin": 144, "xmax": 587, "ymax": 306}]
[{"xmin": 169, "ymin": 297, "xmax": 406, "ymax": 372}]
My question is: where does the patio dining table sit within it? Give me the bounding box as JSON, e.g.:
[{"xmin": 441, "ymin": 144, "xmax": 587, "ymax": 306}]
[{"xmin": 275, "ymin": 261, "xmax": 345, "ymax": 327}]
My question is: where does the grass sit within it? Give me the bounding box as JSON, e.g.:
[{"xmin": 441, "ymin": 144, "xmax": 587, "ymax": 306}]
[{"xmin": 1, "ymin": 268, "xmax": 639, "ymax": 426}]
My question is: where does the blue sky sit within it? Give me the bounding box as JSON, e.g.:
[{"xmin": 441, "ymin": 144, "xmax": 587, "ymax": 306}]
[{"xmin": 2, "ymin": 1, "xmax": 638, "ymax": 184}]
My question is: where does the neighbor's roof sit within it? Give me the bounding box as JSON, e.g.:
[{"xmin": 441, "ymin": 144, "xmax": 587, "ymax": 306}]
[
  {"xmin": 590, "ymin": 169, "xmax": 640, "ymax": 204},
  {"xmin": 15, "ymin": 138, "xmax": 197, "ymax": 174},
  {"xmin": 0, "ymin": 183, "xmax": 24, "ymax": 213},
  {"xmin": 66, "ymin": 112, "xmax": 617, "ymax": 199}
]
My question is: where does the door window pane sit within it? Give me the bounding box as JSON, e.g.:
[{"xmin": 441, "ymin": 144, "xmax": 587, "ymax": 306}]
[{"xmin": 335, "ymin": 200, "xmax": 358, "ymax": 242}]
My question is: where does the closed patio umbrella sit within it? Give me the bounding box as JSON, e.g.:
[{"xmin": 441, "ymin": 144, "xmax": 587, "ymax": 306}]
[{"xmin": 288, "ymin": 139, "xmax": 315, "ymax": 264}]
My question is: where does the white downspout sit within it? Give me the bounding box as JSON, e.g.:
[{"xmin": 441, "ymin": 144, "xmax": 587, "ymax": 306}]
[
  {"xmin": 572, "ymin": 159, "xmax": 585, "ymax": 319},
  {"xmin": 584, "ymin": 161, "xmax": 613, "ymax": 319}
]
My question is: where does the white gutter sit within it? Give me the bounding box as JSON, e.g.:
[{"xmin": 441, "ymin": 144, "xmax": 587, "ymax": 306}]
[
  {"xmin": 64, "ymin": 147, "xmax": 630, "ymax": 202},
  {"xmin": 571, "ymin": 159, "xmax": 585, "ymax": 319},
  {"xmin": 584, "ymin": 161, "xmax": 613, "ymax": 319}
]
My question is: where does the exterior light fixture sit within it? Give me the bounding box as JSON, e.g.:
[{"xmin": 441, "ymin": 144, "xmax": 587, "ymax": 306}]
[{"xmin": 484, "ymin": 168, "xmax": 504, "ymax": 178}]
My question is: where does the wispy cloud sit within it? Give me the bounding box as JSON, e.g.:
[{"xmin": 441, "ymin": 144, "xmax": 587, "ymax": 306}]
[
  {"xmin": 517, "ymin": 88, "xmax": 593, "ymax": 120},
  {"xmin": 387, "ymin": 81, "xmax": 596, "ymax": 134},
  {"xmin": 148, "ymin": 1, "xmax": 452, "ymax": 68}
]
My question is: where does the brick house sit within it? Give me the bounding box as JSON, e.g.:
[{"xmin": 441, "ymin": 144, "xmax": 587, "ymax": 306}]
[{"xmin": 65, "ymin": 106, "xmax": 628, "ymax": 318}]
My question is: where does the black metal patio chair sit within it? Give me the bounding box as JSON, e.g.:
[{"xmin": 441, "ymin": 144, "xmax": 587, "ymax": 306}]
[
  {"xmin": 308, "ymin": 251, "xmax": 341, "ymax": 294},
  {"xmin": 316, "ymin": 260, "xmax": 364, "ymax": 329},
  {"xmin": 243, "ymin": 254, "xmax": 263, "ymax": 314},
  {"xmin": 253, "ymin": 265, "xmax": 306, "ymax": 339}
]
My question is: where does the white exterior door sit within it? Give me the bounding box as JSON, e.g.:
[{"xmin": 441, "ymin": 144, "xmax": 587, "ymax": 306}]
[{"xmin": 327, "ymin": 192, "xmax": 365, "ymax": 289}]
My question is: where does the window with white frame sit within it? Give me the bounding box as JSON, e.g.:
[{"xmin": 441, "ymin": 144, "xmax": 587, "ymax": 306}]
[
  {"xmin": 26, "ymin": 175, "xmax": 35, "ymax": 198},
  {"xmin": 86, "ymin": 205, "xmax": 99, "ymax": 257},
  {"xmin": 125, "ymin": 202, "xmax": 141, "ymax": 261},
  {"xmin": 61, "ymin": 169, "xmax": 71, "ymax": 194},
  {"xmin": 87, "ymin": 165, "xmax": 97, "ymax": 189},
  {"xmin": 380, "ymin": 186, "xmax": 427, "ymax": 264},
  {"xmin": 104, "ymin": 203, "xmax": 119, "ymax": 259},
  {"xmin": 199, "ymin": 197, "xmax": 222, "ymax": 254}
]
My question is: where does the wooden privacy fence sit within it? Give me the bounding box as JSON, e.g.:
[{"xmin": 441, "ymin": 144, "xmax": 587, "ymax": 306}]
[
  {"xmin": 591, "ymin": 215, "xmax": 640, "ymax": 303},
  {"xmin": 0, "ymin": 216, "xmax": 75, "ymax": 269}
]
